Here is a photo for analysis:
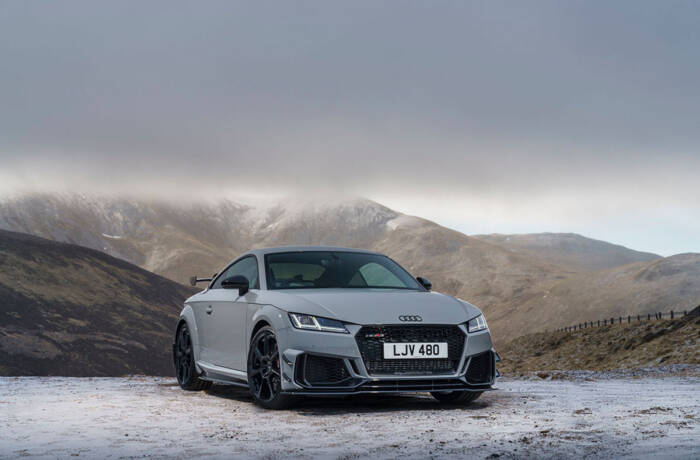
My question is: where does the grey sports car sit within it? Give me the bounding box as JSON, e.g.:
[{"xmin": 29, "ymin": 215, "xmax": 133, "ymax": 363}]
[{"xmin": 174, "ymin": 246, "xmax": 498, "ymax": 409}]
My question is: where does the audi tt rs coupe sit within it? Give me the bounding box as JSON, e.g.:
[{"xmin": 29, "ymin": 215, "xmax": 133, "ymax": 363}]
[{"xmin": 173, "ymin": 246, "xmax": 498, "ymax": 409}]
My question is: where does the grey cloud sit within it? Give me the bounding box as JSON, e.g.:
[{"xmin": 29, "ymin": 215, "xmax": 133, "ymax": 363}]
[{"xmin": 0, "ymin": 1, "xmax": 698, "ymax": 253}]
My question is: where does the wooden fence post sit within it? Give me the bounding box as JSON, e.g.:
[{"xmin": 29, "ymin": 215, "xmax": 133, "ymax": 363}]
[
  {"xmin": 648, "ymin": 313, "xmax": 651, "ymax": 320},
  {"xmin": 671, "ymin": 310, "xmax": 674, "ymax": 319},
  {"xmin": 628, "ymin": 315, "xmax": 631, "ymax": 323},
  {"xmin": 637, "ymin": 315, "xmax": 640, "ymax": 321}
]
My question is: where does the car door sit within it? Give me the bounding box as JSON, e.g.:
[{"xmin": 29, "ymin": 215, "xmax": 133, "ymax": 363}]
[{"xmin": 205, "ymin": 256, "xmax": 260, "ymax": 371}]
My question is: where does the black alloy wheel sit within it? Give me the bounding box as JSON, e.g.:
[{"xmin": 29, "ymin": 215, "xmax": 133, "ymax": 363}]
[
  {"xmin": 247, "ymin": 326, "xmax": 297, "ymax": 409},
  {"xmin": 173, "ymin": 323, "xmax": 211, "ymax": 391}
]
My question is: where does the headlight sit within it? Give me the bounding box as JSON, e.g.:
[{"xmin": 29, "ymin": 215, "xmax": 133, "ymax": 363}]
[
  {"xmin": 468, "ymin": 314, "xmax": 488, "ymax": 333},
  {"xmin": 288, "ymin": 313, "xmax": 349, "ymax": 333}
]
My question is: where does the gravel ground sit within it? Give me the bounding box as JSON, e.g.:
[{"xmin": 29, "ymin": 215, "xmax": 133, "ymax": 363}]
[{"xmin": 1, "ymin": 375, "xmax": 698, "ymax": 459}]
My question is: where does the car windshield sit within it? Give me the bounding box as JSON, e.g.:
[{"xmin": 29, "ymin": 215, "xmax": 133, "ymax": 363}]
[{"xmin": 265, "ymin": 251, "xmax": 423, "ymax": 290}]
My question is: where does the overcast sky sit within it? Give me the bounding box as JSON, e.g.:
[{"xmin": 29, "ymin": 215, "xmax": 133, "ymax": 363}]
[{"xmin": 1, "ymin": 1, "xmax": 698, "ymax": 255}]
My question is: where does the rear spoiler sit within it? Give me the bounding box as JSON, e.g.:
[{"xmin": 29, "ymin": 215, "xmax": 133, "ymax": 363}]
[{"xmin": 189, "ymin": 273, "xmax": 217, "ymax": 287}]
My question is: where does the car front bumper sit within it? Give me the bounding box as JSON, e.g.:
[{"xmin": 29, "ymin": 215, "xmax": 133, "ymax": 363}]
[{"xmin": 276, "ymin": 322, "xmax": 498, "ymax": 394}]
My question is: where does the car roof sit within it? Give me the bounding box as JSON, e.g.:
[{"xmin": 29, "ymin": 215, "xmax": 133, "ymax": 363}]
[{"xmin": 243, "ymin": 245, "xmax": 382, "ymax": 258}]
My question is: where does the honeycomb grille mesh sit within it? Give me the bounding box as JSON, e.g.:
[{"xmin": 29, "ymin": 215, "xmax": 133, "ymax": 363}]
[
  {"xmin": 303, "ymin": 355, "xmax": 350, "ymax": 384},
  {"xmin": 465, "ymin": 351, "xmax": 494, "ymax": 384},
  {"xmin": 355, "ymin": 325, "xmax": 465, "ymax": 376}
]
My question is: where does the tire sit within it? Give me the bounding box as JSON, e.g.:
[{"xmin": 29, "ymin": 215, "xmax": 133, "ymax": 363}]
[
  {"xmin": 173, "ymin": 322, "xmax": 212, "ymax": 391},
  {"xmin": 247, "ymin": 326, "xmax": 298, "ymax": 409},
  {"xmin": 431, "ymin": 390, "xmax": 482, "ymax": 405}
]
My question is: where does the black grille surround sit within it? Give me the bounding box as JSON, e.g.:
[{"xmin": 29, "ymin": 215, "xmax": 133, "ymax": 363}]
[
  {"xmin": 355, "ymin": 325, "xmax": 466, "ymax": 376},
  {"xmin": 294, "ymin": 354, "xmax": 353, "ymax": 387},
  {"xmin": 465, "ymin": 351, "xmax": 495, "ymax": 384}
]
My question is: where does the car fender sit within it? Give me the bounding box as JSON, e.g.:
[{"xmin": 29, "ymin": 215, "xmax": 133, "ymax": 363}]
[
  {"xmin": 177, "ymin": 304, "xmax": 203, "ymax": 371},
  {"xmin": 248, "ymin": 304, "xmax": 288, "ymax": 345}
]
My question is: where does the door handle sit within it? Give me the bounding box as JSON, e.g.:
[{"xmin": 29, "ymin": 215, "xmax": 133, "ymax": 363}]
[{"xmin": 206, "ymin": 305, "xmax": 213, "ymax": 315}]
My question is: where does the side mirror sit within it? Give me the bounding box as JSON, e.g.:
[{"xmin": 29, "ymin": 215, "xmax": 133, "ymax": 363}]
[
  {"xmin": 221, "ymin": 275, "xmax": 250, "ymax": 296},
  {"xmin": 416, "ymin": 276, "xmax": 432, "ymax": 291}
]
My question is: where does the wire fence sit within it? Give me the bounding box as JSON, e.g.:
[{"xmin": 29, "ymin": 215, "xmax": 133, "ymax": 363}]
[{"xmin": 555, "ymin": 308, "xmax": 697, "ymax": 333}]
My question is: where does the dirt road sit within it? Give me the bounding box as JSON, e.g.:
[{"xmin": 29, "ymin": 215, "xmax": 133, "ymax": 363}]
[{"xmin": 1, "ymin": 374, "xmax": 698, "ymax": 459}]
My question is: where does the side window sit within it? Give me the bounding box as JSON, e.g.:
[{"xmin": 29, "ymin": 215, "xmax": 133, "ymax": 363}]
[{"xmin": 212, "ymin": 257, "xmax": 259, "ymax": 289}]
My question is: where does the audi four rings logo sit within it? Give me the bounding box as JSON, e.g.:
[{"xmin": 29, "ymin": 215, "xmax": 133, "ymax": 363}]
[{"xmin": 399, "ymin": 315, "xmax": 422, "ymax": 322}]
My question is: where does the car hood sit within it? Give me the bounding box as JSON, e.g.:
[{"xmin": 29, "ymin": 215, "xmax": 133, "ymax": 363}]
[{"xmin": 260, "ymin": 288, "xmax": 481, "ymax": 325}]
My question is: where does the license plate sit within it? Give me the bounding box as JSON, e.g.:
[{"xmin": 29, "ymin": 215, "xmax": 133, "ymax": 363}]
[{"xmin": 383, "ymin": 342, "xmax": 448, "ymax": 359}]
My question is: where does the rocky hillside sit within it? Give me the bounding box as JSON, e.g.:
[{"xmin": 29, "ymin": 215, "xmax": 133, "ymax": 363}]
[
  {"xmin": 0, "ymin": 192, "xmax": 697, "ymax": 340},
  {"xmin": 475, "ymin": 232, "xmax": 660, "ymax": 271},
  {"xmin": 499, "ymin": 309, "xmax": 700, "ymax": 374},
  {"xmin": 0, "ymin": 229, "xmax": 195, "ymax": 376}
]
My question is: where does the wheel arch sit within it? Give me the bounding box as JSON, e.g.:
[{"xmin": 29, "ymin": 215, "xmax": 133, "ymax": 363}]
[
  {"xmin": 247, "ymin": 304, "xmax": 288, "ymax": 357},
  {"xmin": 251, "ymin": 319, "xmax": 271, "ymax": 339},
  {"xmin": 177, "ymin": 304, "xmax": 203, "ymax": 370}
]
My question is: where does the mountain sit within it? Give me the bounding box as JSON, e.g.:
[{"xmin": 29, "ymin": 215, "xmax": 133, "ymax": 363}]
[
  {"xmin": 474, "ymin": 233, "xmax": 660, "ymax": 271},
  {"xmin": 499, "ymin": 310, "xmax": 700, "ymax": 373},
  {"xmin": 0, "ymin": 194, "xmax": 569, "ymax": 339},
  {"xmin": 0, "ymin": 192, "xmax": 697, "ymax": 342},
  {"xmin": 0, "ymin": 229, "xmax": 195, "ymax": 376}
]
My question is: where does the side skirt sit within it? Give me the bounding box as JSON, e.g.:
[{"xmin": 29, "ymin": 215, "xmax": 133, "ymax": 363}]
[
  {"xmin": 197, "ymin": 361, "xmax": 248, "ymax": 386},
  {"xmin": 200, "ymin": 376, "xmax": 249, "ymax": 388}
]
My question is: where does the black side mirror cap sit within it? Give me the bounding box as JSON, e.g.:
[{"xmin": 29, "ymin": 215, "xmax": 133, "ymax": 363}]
[
  {"xmin": 221, "ymin": 275, "xmax": 250, "ymax": 295},
  {"xmin": 416, "ymin": 276, "xmax": 432, "ymax": 291}
]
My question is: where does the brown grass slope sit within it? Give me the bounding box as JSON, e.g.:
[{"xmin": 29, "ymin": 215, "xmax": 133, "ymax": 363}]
[
  {"xmin": 0, "ymin": 229, "xmax": 196, "ymax": 376},
  {"xmin": 517, "ymin": 254, "xmax": 700, "ymax": 334},
  {"xmin": 499, "ymin": 310, "xmax": 700, "ymax": 373},
  {"xmin": 474, "ymin": 232, "xmax": 660, "ymax": 271},
  {"xmin": 369, "ymin": 217, "xmax": 574, "ymax": 343}
]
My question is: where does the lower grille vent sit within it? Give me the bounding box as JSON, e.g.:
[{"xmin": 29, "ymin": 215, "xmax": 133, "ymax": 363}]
[
  {"xmin": 465, "ymin": 351, "xmax": 495, "ymax": 384},
  {"xmin": 298, "ymin": 354, "xmax": 350, "ymax": 386}
]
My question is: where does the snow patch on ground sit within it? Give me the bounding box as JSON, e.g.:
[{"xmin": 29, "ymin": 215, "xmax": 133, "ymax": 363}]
[{"xmin": 0, "ymin": 376, "xmax": 698, "ymax": 459}]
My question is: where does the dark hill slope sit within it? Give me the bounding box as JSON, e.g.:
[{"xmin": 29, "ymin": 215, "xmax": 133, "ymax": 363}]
[{"xmin": 0, "ymin": 230, "xmax": 195, "ymax": 376}]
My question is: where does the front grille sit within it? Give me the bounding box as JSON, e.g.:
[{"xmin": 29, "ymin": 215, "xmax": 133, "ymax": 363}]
[
  {"xmin": 355, "ymin": 325, "xmax": 465, "ymax": 376},
  {"xmin": 298, "ymin": 354, "xmax": 350, "ymax": 385},
  {"xmin": 465, "ymin": 351, "xmax": 495, "ymax": 384}
]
